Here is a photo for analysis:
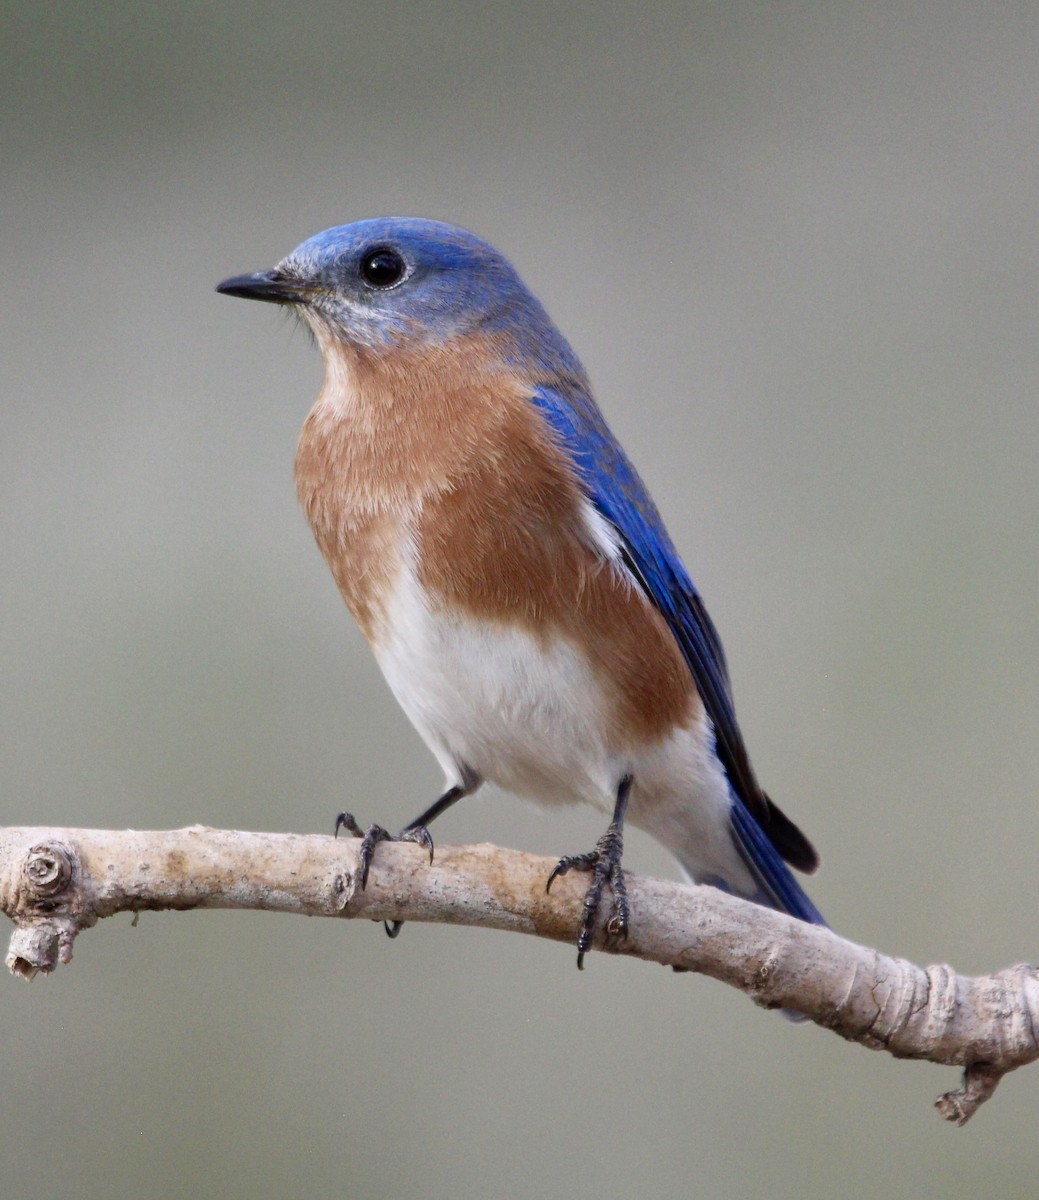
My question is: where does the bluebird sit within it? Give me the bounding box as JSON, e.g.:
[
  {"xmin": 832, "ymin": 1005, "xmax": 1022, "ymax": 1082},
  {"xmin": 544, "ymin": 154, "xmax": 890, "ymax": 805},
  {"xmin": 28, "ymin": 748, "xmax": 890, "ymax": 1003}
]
[{"xmin": 216, "ymin": 218, "xmax": 823, "ymax": 969}]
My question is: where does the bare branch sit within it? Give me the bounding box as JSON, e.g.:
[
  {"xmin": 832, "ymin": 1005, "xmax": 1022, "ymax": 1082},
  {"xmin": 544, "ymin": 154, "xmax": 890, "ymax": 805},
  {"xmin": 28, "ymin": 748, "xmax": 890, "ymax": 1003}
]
[{"xmin": 0, "ymin": 824, "xmax": 1034, "ymax": 1125}]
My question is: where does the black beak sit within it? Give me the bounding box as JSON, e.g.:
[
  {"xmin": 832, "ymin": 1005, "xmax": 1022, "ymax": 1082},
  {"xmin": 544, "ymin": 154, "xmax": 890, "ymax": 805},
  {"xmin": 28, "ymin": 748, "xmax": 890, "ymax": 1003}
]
[{"xmin": 215, "ymin": 270, "xmax": 306, "ymax": 304}]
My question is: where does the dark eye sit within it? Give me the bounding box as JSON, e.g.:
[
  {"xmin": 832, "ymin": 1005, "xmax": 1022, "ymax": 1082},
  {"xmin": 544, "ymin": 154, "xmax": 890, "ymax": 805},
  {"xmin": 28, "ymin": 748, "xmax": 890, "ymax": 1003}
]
[{"xmin": 359, "ymin": 246, "xmax": 407, "ymax": 289}]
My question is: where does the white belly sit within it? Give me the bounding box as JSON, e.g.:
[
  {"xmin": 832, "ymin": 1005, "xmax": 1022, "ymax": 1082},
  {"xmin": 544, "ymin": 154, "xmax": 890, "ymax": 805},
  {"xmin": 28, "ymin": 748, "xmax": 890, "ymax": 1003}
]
[
  {"xmin": 370, "ymin": 554, "xmax": 755, "ymax": 893},
  {"xmin": 373, "ymin": 554, "xmax": 620, "ymax": 808}
]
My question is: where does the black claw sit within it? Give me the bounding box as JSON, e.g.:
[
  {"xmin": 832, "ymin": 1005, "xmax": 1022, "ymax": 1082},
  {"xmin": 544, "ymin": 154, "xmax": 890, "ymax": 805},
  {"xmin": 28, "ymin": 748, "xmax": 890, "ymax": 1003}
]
[
  {"xmin": 548, "ymin": 825, "xmax": 629, "ymax": 967},
  {"xmin": 334, "ymin": 811, "xmax": 364, "ymax": 839},
  {"xmin": 357, "ymin": 823, "xmax": 392, "ymax": 889},
  {"xmin": 335, "ymin": 814, "xmax": 435, "ymax": 912},
  {"xmin": 335, "ymin": 784, "xmax": 471, "ymax": 943},
  {"xmin": 547, "ymin": 776, "xmax": 633, "ymax": 967},
  {"xmin": 546, "ymin": 851, "xmax": 596, "ymax": 893},
  {"xmin": 400, "ymin": 824, "xmax": 435, "ymax": 865},
  {"xmin": 605, "ymin": 865, "xmax": 630, "ymax": 945}
]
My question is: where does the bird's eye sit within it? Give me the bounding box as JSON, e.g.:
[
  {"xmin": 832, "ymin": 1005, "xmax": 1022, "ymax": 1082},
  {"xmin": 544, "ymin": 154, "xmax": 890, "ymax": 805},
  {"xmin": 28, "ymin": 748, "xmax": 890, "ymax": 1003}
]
[{"xmin": 359, "ymin": 247, "xmax": 407, "ymax": 289}]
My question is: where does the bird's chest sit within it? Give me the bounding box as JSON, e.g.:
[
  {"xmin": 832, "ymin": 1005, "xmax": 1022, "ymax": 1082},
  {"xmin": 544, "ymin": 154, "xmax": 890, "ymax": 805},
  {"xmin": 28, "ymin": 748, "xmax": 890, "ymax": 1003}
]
[
  {"xmin": 308, "ymin": 501, "xmax": 410, "ymax": 644},
  {"xmin": 294, "ymin": 394, "xmax": 428, "ymax": 644},
  {"xmin": 293, "ymin": 369, "xmax": 697, "ymax": 801}
]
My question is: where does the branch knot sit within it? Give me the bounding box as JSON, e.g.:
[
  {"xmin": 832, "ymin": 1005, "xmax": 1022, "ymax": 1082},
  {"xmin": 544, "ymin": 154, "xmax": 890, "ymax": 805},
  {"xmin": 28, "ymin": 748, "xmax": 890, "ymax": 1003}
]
[{"xmin": 23, "ymin": 841, "xmax": 75, "ymax": 902}]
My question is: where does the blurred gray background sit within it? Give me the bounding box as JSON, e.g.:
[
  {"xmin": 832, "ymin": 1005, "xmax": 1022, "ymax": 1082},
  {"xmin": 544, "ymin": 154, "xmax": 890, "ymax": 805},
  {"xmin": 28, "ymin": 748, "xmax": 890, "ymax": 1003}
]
[{"xmin": 3, "ymin": 3, "xmax": 1038, "ymax": 1196}]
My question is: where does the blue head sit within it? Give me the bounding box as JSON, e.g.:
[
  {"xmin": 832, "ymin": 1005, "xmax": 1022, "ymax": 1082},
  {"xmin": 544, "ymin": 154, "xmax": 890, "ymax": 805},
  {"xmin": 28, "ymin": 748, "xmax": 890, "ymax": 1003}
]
[{"xmin": 217, "ymin": 218, "xmax": 583, "ymax": 376}]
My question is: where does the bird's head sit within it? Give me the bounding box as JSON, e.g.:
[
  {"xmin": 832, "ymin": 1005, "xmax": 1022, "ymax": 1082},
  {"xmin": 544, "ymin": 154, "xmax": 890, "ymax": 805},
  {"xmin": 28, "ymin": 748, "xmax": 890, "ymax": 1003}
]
[{"xmin": 216, "ymin": 217, "xmax": 563, "ymax": 357}]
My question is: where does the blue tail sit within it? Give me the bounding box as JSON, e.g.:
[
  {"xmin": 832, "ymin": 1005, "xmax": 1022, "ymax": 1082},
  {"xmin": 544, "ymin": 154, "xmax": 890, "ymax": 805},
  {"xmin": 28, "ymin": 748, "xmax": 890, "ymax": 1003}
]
[{"xmin": 728, "ymin": 797, "xmax": 826, "ymax": 926}]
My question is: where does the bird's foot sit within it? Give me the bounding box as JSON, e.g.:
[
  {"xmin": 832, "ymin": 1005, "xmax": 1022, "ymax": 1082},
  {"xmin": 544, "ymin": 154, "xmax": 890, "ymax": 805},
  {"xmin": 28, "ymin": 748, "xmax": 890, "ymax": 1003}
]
[
  {"xmin": 546, "ymin": 819, "xmax": 629, "ymax": 969},
  {"xmin": 333, "ymin": 810, "xmax": 435, "ymax": 910},
  {"xmin": 334, "ymin": 785, "xmax": 469, "ymax": 941}
]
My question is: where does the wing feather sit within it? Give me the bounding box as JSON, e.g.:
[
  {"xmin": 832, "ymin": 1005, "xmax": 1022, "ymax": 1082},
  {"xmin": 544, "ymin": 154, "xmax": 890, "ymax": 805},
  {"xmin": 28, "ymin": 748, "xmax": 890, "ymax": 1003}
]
[{"xmin": 531, "ymin": 383, "xmax": 818, "ymax": 876}]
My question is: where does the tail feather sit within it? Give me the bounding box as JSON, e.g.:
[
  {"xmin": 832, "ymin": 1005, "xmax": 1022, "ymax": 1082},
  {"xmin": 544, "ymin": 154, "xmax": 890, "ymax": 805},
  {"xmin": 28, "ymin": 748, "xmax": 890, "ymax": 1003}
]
[
  {"xmin": 759, "ymin": 790, "xmax": 819, "ymax": 874},
  {"xmin": 682, "ymin": 800, "xmax": 824, "ymax": 1022},
  {"xmin": 727, "ymin": 797, "xmax": 826, "ymax": 926}
]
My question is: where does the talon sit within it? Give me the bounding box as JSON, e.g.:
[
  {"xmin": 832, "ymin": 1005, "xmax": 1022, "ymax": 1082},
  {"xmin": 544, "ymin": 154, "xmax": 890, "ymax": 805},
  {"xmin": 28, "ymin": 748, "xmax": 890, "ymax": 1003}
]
[
  {"xmin": 547, "ymin": 775, "xmax": 633, "ymax": 967},
  {"xmin": 547, "ymin": 851, "xmax": 596, "ymax": 893},
  {"xmin": 357, "ymin": 823, "xmax": 392, "ymax": 889},
  {"xmin": 334, "ymin": 811, "xmax": 364, "ymax": 839},
  {"xmin": 546, "ymin": 859, "xmax": 569, "ymax": 892},
  {"xmin": 401, "ymin": 824, "xmax": 435, "ymax": 865},
  {"xmin": 604, "ymin": 866, "xmax": 630, "ymax": 944},
  {"xmin": 606, "ymin": 914, "xmax": 627, "ymax": 940},
  {"xmin": 334, "ymin": 783, "xmax": 471, "ymax": 943},
  {"xmin": 547, "ymin": 847, "xmax": 624, "ymax": 967}
]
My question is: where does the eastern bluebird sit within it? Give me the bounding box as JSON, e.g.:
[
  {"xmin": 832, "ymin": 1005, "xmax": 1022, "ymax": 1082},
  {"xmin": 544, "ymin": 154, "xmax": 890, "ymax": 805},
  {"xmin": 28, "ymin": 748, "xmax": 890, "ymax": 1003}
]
[{"xmin": 216, "ymin": 218, "xmax": 824, "ymax": 969}]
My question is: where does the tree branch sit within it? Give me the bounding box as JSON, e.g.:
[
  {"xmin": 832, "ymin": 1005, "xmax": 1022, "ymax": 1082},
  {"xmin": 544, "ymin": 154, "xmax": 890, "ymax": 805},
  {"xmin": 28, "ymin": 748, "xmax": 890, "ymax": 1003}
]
[{"xmin": 1, "ymin": 824, "xmax": 1034, "ymax": 1124}]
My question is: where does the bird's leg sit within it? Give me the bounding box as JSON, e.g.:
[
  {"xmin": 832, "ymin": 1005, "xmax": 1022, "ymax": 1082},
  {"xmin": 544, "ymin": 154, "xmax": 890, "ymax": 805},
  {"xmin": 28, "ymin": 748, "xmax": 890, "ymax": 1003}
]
[
  {"xmin": 335, "ymin": 778, "xmax": 474, "ymax": 937},
  {"xmin": 546, "ymin": 775, "xmax": 633, "ymax": 969}
]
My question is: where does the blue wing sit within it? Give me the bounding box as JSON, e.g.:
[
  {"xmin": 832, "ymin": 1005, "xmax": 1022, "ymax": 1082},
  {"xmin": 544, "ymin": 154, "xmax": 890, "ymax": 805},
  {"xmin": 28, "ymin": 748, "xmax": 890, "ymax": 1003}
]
[{"xmin": 531, "ymin": 383, "xmax": 823, "ymax": 924}]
